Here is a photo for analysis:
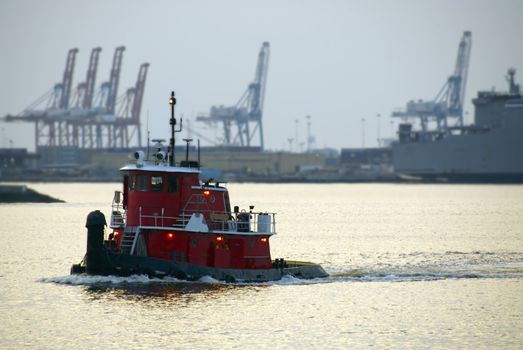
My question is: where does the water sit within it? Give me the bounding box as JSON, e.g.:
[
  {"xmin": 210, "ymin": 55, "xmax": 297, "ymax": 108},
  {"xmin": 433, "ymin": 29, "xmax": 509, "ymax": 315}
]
[{"xmin": 1, "ymin": 183, "xmax": 522, "ymax": 348}]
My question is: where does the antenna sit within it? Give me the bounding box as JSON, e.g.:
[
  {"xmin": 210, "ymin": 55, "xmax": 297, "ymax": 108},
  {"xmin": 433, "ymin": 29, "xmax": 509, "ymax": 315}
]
[
  {"xmin": 183, "ymin": 138, "xmax": 193, "ymax": 162},
  {"xmin": 146, "ymin": 110, "xmax": 150, "ymax": 160},
  {"xmin": 198, "ymin": 139, "xmax": 201, "ymax": 169}
]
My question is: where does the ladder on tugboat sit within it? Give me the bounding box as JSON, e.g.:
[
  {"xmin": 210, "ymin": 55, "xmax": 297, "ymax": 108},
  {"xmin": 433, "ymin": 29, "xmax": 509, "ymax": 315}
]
[
  {"xmin": 173, "ymin": 213, "xmax": 191, "ymax": 229},
  {"xmin": 120, "ymin": 227, "xmax": 140, "ymax": 255}
]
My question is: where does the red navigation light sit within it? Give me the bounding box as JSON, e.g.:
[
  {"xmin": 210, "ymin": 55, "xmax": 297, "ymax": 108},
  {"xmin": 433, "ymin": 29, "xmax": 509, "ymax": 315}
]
[
  {"xmin": 169, "ymin": 97, "xmax": 176, "ymax": 105},
  {"xmin": 167, "ymin": 232, "xmax": 174, "ymax": 240},
  {"xmin": 260, "ymin": 237, "xmax": 268, "ymax": 243},
  {"xmin": 216, "ymin": 236, "xmax": 224, "ymax": 243},
  {"xmin": 203, "ymin": 190, "xmax": 210, "ymax": 197}
]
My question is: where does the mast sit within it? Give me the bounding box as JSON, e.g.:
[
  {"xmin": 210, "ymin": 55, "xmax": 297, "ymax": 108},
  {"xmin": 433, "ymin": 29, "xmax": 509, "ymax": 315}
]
[
  {"xmin": 169, "ymin": 91, "xmax": 176, "ymax": 166},
  {"xmin": 168, "ymin": 91, "xmax": 182, "ymax": 166}
]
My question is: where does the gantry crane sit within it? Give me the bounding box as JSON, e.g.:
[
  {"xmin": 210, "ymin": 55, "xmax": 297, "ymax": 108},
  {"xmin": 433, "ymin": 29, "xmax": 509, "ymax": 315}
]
[
  {"xmin": 392, "ymin": 31, "xmax": 472, "ymax": 134},
  {"xmin": 2, "ymin": 46, "xmax": 147, "ymax": 150},
  {"xmin": 197, "ymin": 42, "xmax": 270, "ymax": 150}
]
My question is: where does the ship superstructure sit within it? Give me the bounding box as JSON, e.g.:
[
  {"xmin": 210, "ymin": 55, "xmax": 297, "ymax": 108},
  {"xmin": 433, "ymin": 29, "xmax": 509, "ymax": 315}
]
[{"xmin": 392, "ymin": 69, "xmax": 523, "ymax": 182}]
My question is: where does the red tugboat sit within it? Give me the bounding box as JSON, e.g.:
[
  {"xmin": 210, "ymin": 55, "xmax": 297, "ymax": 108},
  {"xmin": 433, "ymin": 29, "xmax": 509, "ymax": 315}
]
[{"xmin": 71, "ymin": 92, "xmax": 328, "ymax": 282}]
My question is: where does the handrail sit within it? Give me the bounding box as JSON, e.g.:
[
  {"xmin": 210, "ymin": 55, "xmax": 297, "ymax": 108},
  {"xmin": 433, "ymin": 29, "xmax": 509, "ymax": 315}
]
[
  {"xmin": 136, "ymin": 206, "xmax": 277, "ymax": 234},
  {"xmin": 110, "ymin": 200, "xmax": 127, "ymax": 229}
]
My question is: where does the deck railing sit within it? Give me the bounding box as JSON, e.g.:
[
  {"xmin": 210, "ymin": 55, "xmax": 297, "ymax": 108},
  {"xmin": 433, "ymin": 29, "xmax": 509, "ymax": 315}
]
[
  {"xmin": 136, "ymin": 207, "xmax": 276, "ymax": 234},
  {"xmin": 109, "ymin": 190, "xmax": 277, "ymax": 234}
]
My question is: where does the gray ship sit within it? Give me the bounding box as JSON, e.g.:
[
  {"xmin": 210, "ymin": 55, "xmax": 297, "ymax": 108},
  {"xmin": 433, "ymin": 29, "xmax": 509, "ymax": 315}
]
[{"xmin": 392, "ymin": 69, "xmax": 523, "ymax": 182}]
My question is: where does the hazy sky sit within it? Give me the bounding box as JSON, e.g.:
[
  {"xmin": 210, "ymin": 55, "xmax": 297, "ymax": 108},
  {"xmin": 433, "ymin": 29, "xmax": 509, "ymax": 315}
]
[{"xmin": 1, "ymin": 0, "xmax": 522, "ymax": 152}]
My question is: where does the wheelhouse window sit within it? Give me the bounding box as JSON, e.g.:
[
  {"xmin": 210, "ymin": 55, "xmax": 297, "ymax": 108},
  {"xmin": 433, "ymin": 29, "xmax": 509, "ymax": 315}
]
[
  {"xmin": 151, "ymin": 176, "xmax": 164, "ymax": 192},
  {"xmin": 128, "ymin": 175, "xmax": 135, "ymax": 192},
  {"xmin": 137, "ymin": 175, "xmax": 148, "ymax": 192},
  {"xmin": 168, "ymin": 176, "xmax": 178, "ymax": 192}
]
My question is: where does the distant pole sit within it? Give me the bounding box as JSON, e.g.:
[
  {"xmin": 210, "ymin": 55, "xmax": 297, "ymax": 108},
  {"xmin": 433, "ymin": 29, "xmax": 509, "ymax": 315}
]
[
  {"xmin": 306, "ymin": 115, "xmax": 311, "ymax": 152},
  {"xmin": 361, "ymin": 117, "xmax": 366, "ymax": 148},
  {"xmin": 287, "ymin": 138, "xmax": 294, "ymax": 152},
  {"xmin": 295, "ymin": 119, "xmax": 299, "ymax": 153},
  {"xmin": 390, "ymin": 120, "xmax": 395, "ymax": 138},
  {"xmin": 376, "ymin": 113, "xmax": 381, "ymax": 147}
]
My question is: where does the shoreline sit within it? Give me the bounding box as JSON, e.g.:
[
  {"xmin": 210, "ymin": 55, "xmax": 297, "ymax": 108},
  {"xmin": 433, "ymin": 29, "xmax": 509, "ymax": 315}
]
[{"xmin": 0, "ymin": 185, "xmax": 65, "ymax": 203}]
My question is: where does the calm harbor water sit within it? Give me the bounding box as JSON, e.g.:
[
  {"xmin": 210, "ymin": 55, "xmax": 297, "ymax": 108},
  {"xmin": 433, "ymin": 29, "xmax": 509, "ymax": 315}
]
[{"xmin": 1, "ymin": 183, "xmax": 522, "ymax": 349}]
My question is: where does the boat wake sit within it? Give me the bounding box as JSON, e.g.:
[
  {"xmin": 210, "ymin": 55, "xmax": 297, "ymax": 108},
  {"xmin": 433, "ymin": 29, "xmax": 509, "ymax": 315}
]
[
  {"xmin": 39, "ymin": 251, "xmax": 523, "ymax": 287},
  {"xmin": 325, "ymin": 250, "xmax": 523, "ymax": 283},
  {"xmin": 38, "ymin": 274, "xmax": 184, "ymax": 285},
  {"xmin": 38, "ymin": 273, "xmax": 315, "ymax": 287}
]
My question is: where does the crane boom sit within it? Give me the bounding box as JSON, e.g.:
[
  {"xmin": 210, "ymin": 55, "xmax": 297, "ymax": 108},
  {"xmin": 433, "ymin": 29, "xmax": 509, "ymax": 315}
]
[
  {"xmin": 131, "ymin": 63, "xmax": 150, "ymax": 122},
  {"xmin": 449, "ymin": 31, "xmax": 472, "ymax": 124},
  {"xmin": 249, "ymin": 41, "xmax": 270, "ymax": 118},
  {"xmin": 83, "ymin": 47, "xmax": 102, "ymax": 109},
  {"xmin": 106, "ymin": 46, "xmax": 125, "ymax": 114},
  {"xmin": 58, "ymin": 48, "xmax": 79, "ymax": 109}
]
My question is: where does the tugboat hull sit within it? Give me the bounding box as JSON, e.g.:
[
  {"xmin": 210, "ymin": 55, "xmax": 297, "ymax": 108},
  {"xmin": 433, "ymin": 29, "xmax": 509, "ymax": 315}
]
[{"xmin": 71, "ymin": 248, "xmax": 328, "ymax": 282}]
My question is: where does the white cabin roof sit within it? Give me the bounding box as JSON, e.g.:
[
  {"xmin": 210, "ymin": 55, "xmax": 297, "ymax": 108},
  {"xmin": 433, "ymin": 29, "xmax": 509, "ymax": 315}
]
[{"xmin": 120, "ymin": 164, "xmax": 200, "ymax": 174}]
